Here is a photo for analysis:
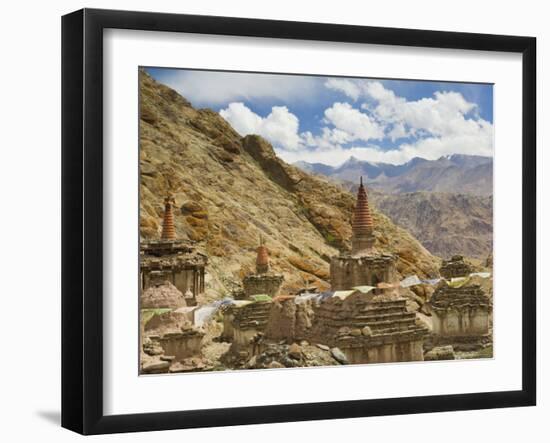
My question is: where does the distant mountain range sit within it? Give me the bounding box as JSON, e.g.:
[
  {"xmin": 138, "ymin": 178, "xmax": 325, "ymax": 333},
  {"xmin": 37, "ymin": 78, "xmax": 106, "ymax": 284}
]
[{"xmin": 294, "ymin": 154, "xmax": 493, "ymax": 195}]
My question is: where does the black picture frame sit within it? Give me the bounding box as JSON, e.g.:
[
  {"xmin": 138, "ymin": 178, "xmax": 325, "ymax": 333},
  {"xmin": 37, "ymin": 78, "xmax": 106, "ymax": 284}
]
[{"xmin": 61, "ymin": 8, "xmax": 536, "ymax": 435}]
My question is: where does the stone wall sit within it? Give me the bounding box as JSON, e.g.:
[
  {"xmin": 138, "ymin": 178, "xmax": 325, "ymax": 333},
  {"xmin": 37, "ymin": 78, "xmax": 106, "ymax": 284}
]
[
  {"xmin": 307, "ymin": 292, "xmax": 428, "ymax": 364},
  {"xmin": 142, "ymin": 267, "xmax": 204, "ymax": 306},
  {"xmin": 263, "ymin": 298, "xmax": 315, "ymax": 343},
  {"xmin": 155, "ymin": 330, "xmax": 204, "ymax": 360},
  {"xmin": 344, "ymin": 340, "xmax": 424, "ymax": 364},
  {"xmin": 431, "ymin": 307, "xmax": 490, "ymax": 336},
  {"xmin": 242, "ymin": 274, "xmax": 283, "ymax": 298},
  {"xmin": 330, "ymin": 253, "xmax": 396, "ymax": 291},
  {"xmin": 221, "ymin": 301, "xmax": 274, "ymax": 366},
  {"xmin": 222, "ymin": 311, "xmax": 235, "ymax": 341},
  {"xmin": 173, "ymin": 269, "xmax": 203, "ymax": 297},
  {"xmin": 440, "ymin": 255, "xmax": 473, "ymax": 279},
  {"xmin": 429, "ymin": 283, "xmax": 491, "ymax": 343},
  {"xmin": 224, "ymin": 301, "xmax": 272, "ymax": 350},
  {"xmin": 140, "ymin": 240, "xmax": 207, "ymax": 305}
]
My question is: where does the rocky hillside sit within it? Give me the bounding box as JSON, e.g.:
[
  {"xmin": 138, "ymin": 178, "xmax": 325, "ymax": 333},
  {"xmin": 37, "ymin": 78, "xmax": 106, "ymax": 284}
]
[
  {"xmin": 370, "ymin": 191, "xmax": 493, "ymax": 259},
  {"xmin": 139, "ymin": 70, "xmax": 440, "ymax": 297}
]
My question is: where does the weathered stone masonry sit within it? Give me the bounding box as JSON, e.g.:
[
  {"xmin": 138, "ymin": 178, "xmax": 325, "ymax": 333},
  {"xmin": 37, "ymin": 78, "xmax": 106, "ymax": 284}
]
[
  {"xmin": 308, "ymin": 293, "xmax": 427, "ymax": 364},
  {"xmin": 242, "ymin": 238, "xmax": 283, "ymax": 298},
  {"xmin": 331, "ymin": 253, "xmax": 397, "ymax": 291},
  {"xmin": 324, "ymin": 178, "xmax": 428, "ymax": 363},
  {"xmin": 430, "ymin": 284, "xmax": 490, "ymax": 335},
  {"xmin": 140, "ymin": 195, "xmax": 207, "ymax": 306},
  {"xmin": 428, "ymin": 256, "xmax": 492, "ymax": 351}
]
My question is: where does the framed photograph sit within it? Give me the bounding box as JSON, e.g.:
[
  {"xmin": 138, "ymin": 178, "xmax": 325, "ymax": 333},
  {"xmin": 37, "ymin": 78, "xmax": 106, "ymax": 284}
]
[{"xmin": 62, "ymin": 8, "xmax": 536, "ymax": 435}]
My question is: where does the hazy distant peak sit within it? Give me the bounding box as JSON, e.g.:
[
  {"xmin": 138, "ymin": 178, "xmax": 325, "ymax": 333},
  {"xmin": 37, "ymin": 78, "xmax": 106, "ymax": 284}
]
[
  {"xmin": 341, "ymin": 155, "xmax": 362, "ymax": 166},
  {"xmin": 294, "ymin": 153, "xmax": 493, "ymax": 196}
]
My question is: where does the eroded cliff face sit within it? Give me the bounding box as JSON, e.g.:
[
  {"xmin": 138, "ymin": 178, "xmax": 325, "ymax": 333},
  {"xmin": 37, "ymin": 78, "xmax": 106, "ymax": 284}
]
[
  {"xmin": 371, "ymin": 191, "xmax": 493, "ymax": 259},
  {"xmin": 139, "ymin": 70, "xmax": 440, "ymax": 298}
]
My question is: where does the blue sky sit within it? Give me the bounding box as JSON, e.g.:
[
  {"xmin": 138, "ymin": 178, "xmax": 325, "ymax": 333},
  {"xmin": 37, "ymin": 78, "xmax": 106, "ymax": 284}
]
[{"xmin": 145, "ymin": 67, "xmax": 493, "ymax": 166}]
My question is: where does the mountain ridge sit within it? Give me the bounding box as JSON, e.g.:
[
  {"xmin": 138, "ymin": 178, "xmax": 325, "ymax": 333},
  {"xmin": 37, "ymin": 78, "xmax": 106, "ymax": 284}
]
[{"xmin": 294, "ymin": 154, "xmax": 493, "ymax": 196}]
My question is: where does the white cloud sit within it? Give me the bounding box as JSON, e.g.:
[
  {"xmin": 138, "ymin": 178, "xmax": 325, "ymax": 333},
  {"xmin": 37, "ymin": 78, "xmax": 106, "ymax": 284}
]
[
  {"xmin": 323, "ymin": 102, "xmax": 385, "ymax": 142},
  {"xmin": 277, "ymin": 145, "xmax": 411, "ymax": 167},
  {"xmin": 218, "ymin": 102, "xmax": 262, "ymax": 134},
  {"xmin": 154, "ymin": 70, "xmax": 319, "ymax": 106},
  {"xmin": 370, "ymin": 87, "xmax": 480, "ymax": 138},
  {"xmin": 363, "ymin": 81, "xmax": 400, "ymax": 104},
  {"xmin": 387, "ymin": 122, "xmax": 411, "ymax": 142},
  {"xmin": 302, "ymin": 128, "xmax": 352, "ymax": 150},
  {"xmin": 359, "ymin": 81, "xmax": 485, "ymax": 140},
  {"xmin": 324, "ymin": 78, "xmax": 361, "ymax": 101},
  {"xmin": 398, "ymin": 125, "xmax": 494, "ymax": 160},
  {"xmin": 327, "ymin": 78, "xmax": 488, "ymax": 137},
  {"xmin": 288, "ymin": 79, "xmax": 494, "ymax": 165},
  {"xmin": 219, "ymin": 102, "xmax": 302, "ymax": 151},
  {"xmin": 277, "ymin": 127, "xmax": 493, "ymax": 167}
]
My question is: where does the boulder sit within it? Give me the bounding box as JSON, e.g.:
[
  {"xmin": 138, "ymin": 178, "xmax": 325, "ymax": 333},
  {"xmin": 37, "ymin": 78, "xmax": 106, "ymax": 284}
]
[
  {"xmin": 361, "ymin": 326, "xmax": 373, "ymax": 337},
  {"xmin": 144, "ymin": 311, "xmax": 193, "ymax": 336},
  {"xmin": 288, "ymin": 343, "xmax": 302, "ymax": 360},
  {"xmin": 425, "ymin": 345, "xmax": 455, "ymax": 361},
  {"xmin": 141, "ymin": 360, "xmax": 170, "ymax": 374},
  {"xmin": 268, "ymin": 361, "xmax": 285, "ymax": 369},
  {"xmin": 337, "ymin": 326, "xmax": 351, "ymax": 336},
  {"xmin": 330, "ymin": 347, "xmax": 349, "ymax": 364},
  {"xmin": 142, "ymin": 338, "xmax": 164, "ymax": 356}
]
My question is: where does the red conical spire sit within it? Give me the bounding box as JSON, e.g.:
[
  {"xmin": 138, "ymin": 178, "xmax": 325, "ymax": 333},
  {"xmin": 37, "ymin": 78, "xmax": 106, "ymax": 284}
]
[
  {"xmin": 351, "ymin": 177, "xmax": 375, "ymax": 254},
  {"xmin": 161, "ymin": 195, "xmax": 177, "ymax": 241},
  {"xmin": 256, "ymin": 235, "xmax": 269, "ymax": 274}
]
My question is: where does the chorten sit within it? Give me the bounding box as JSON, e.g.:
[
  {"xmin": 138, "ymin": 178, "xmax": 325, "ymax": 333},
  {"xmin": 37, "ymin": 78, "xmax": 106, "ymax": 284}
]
[
  {"xmin": 330, "ymin": 178, "xmax": 397, "ymax": 290},
  {"xmin": 256, "ymin": 236, "xmax": 270, "ymax": 274},
  {"xmin": 320, "ymin": 178, "xmax": 427, "ymax": 364},
  {"xmin": 427, "ymin": 256, "xmax": 492, "ymax": 350},
  {"xmin": 242, "ymin": 236, "xmax": 283, "ymax": 299},
  {"xmin": 161, "ymin": 195, "xmax": 177, "ymax": 241},
  {"xmin": 140, "ymin": 194, "xmax": 208, "ymax": 306},
  {"xmin": 351, "ymin": 177, "xmax": 375, "ymax": 255}
]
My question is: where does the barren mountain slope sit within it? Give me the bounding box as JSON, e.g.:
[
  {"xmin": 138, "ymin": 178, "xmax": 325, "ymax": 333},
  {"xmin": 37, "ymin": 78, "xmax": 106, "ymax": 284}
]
[
  {"xmin": 139, "ymin": 70, "xmax": 440, "ymax": 297},
  {"xmin": 371, "ymin": 191, "xmax": 493, "ymax": 259}
]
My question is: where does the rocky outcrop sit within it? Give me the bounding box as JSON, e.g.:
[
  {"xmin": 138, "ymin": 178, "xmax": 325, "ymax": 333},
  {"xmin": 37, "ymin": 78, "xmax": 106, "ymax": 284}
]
[
  {"xmin": 424, "ymin": 345, "xmax": 455, "ymax": 361},
  {"xmin": 371, "ymin": 191, "xmax": 493, "ymax": 259},
  {"xmin": 244, "ymin": 342, "xmax": 341, "ymax": 369},
  {"xmin": 242, "ymin": 135, "xmax": 300, "ymax": 192},
  {"xmin": 140, "ymin": 281, "xmax": 186, "ymax": 309}
]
